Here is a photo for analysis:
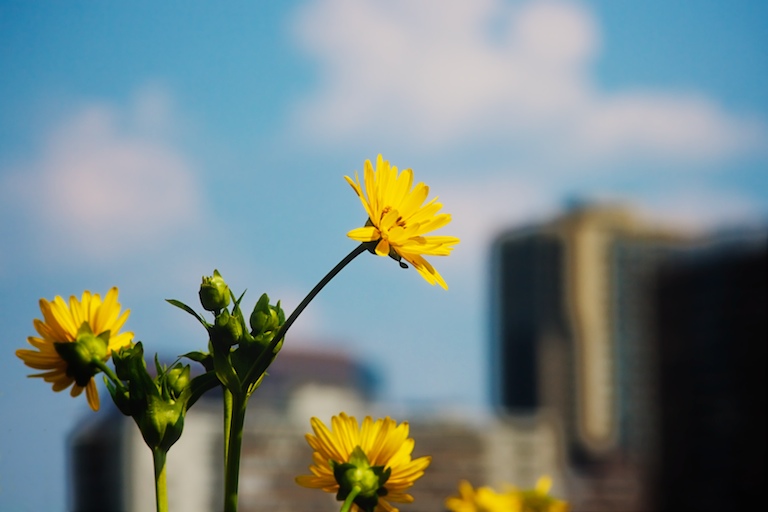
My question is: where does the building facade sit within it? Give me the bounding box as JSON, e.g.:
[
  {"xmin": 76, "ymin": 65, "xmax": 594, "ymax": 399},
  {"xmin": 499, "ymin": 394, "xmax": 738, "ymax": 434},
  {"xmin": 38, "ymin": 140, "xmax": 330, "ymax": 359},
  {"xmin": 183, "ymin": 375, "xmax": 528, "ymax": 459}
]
[{"xmin": 491, "ymin": 203, "xmax": 767, "ymax": 511}]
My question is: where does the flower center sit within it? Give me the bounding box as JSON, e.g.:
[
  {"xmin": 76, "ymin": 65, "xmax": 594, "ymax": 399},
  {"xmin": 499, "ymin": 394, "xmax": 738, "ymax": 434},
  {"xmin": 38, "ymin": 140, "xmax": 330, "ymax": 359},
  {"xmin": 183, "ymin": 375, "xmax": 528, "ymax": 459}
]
[{"xmin": 379, "ymin": 206, "xmax": 407, "ymax": 229}]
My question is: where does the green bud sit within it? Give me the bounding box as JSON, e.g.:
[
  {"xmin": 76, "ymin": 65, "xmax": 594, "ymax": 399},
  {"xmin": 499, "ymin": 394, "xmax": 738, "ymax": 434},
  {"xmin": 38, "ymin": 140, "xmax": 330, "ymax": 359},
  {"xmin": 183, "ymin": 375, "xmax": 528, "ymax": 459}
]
[
  {"xmin": 106, "ymin": 342, "xmax": 190, "ymax": 453},
  {"xmin": 54, "ymin": 322, "xmax": 110, "ymax": 387},
  {"xmin": 105, "ymin": 378, "xmax": 132, "ymax": 415},
  {"xmin": 199, "ymin": 269, "xmax": 230, "ymax": 312},
  {"xmin": 137, "ymin": 394, "xmax": 186, "ymax": 452},
  {"xmin": 249, "ymin": 293, "xmax": 283, "ymax": 337},
  {"xmin": 112, "ymin": 342, "xmax": 153, "ymax": 387},
  {"xmin": 210, "ymin": 309, "xmax": 243, "ymax": 348},
  {"xmin": 164, "ymin": 364, "xmax": 191, "ymax": 399}
]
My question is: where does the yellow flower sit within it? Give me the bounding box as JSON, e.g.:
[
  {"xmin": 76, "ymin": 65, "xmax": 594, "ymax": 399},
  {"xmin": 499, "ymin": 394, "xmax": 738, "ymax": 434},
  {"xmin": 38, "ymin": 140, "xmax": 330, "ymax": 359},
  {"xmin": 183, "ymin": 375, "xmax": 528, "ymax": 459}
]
[
  {"xmin": 346, "ymin": 154, "xmax": 460, "ymax": 289},
  {"xmin": 296, "ymin": 412, "xmax": 431, "ymax": 512},
  {"xmin": 518, "ymin": 476, "xmax": 569, "ymax": 512},
  {"xmin": 445, "ymin": 477, "xmax": 569, "ymax": 512},
  {"xmin": 16, "ymin": 287, "xmax": 133, "ymax": 411},
  {"xmin": 445, "ymin": 480, "xmax": 520, "ymax": 512}
]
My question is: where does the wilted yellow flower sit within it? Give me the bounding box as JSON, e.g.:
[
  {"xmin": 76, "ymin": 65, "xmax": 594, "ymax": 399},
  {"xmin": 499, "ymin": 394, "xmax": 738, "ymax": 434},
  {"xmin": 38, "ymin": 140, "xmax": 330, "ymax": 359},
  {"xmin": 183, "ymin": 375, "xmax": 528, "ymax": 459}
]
[
  {"xmin": 346, "ymin": 154, "xmax": 460, "ymax": 289},
  {"xmin": 296, "ymin": 412, "xmax": 431, "ymax": 512},
  {"xmin": 16, "ymin": 288, "xmax": 133, "ymax": 411}
]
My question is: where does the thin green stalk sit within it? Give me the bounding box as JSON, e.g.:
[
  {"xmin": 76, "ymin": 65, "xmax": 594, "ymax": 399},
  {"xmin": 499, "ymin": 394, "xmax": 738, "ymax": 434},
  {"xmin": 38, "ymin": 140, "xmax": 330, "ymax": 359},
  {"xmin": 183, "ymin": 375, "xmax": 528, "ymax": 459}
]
[
  {"xmin": 222, "ymin": 244, "xmax": 368, "ymax": 511},
  {"xmin": 223, "ymin": 388, "xmax": 233, "ymax": 469},
  {"xmin": 339, "ymin": 487, "xmax": 361, "ymax": 512},
  {"xmin": 244, "ymin": 244, "xmax": 367, "ymax": 385},
  {"xmin": 223, "ymin": 391, "xmax": 248, "ymax": 512},
  {"xmin": 92, "ymin": 358, "xmax": 125, "ymax": 393},
  {"xmin": 152, "ymin": 447, "xmax": 169, "ymax": 512}
]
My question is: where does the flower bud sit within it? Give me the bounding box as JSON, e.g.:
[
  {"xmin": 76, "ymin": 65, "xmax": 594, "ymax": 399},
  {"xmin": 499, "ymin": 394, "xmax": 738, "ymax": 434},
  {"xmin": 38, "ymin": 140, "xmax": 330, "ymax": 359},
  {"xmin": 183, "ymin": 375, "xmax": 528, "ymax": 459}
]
[
  {"xmin": 249, "ymin": 293, "xmax": 283, "ymax": 337},
  {"xmin": 107, "ymin": 342, "xmax": 190, "ymax": 453},
  {"xmin": 164, "ymin": 364, "xmax": 191, "ymax": 399},
  {"xmin": 210, "ymin": 309, "xmax": 243, "ymax": 348},
  {"xmin": 199, "ymin": 269, "xmax": 230, "ymax": 312},
  {"xmin": 137, "ymin": 394, "xmax": 186, "ymax": 452}
]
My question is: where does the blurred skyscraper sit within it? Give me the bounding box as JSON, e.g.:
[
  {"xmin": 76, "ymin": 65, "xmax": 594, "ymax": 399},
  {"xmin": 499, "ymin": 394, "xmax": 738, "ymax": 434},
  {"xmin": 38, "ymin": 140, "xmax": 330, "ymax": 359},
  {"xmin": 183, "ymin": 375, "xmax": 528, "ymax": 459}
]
[
  {"xmin": 654, "ymin": 233, "xmax": 767, "ymax": 511},
  {"xmin": 491, "ymin": 203, "xmax": 767, "ymax": 511}
]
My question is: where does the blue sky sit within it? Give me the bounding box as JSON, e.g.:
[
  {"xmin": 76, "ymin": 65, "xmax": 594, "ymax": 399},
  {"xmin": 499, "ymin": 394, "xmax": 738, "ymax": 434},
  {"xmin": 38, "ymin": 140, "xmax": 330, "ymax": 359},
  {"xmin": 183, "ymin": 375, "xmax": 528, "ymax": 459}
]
[{"xmin": 1, "ymin": 1, "xmax": 767, "ymax": 510}]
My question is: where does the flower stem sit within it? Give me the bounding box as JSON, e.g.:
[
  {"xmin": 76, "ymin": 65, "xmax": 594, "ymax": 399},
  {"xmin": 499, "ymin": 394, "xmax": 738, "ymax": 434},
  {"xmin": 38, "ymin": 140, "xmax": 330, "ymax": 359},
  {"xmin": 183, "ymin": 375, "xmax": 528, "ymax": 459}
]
[
  {"xmin": 152, "ymin": 447, "xmax": 169, "ymax": 512},
  {"xmin": 339, "ymin": 487, "xmax": 362, "ymax": 512},
  {"xmin": 222, "ymin": 244, "xmax": 367, "ymax": 511},
  {"xmin": 223, "ymin": 388, "xmax": 233, "ymax": 470},
  {"xmin": 223, "ymin": 391, "xmax": 248, "ymax": 512},
  {"xmin": 244, "ymin": 243, "xmax": 367, "ymax": 385},
  {"xmin": 92, "ymin": 358, "xmax": 125, "ymax": 393}
]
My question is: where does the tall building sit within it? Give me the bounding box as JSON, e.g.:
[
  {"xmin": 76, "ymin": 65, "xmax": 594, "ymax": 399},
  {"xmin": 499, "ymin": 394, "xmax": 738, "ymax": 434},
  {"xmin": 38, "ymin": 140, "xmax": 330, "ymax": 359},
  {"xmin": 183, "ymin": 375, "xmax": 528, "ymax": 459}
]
[
  {"xmin": 491, "ymin": 204, "xmax": 691, "ymax": 510},
  {"xmin": 492, "ymin": 203, "xmax": 767, "ymax": 511},
  {"xmin": 654, "ymin": 233, "xmax": 767, "ymax": 511}
]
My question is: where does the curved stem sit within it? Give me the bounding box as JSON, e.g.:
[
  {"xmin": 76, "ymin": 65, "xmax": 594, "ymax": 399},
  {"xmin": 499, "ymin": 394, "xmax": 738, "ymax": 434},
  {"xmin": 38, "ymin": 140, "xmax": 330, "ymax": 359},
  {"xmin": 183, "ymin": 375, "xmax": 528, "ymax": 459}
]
[
  {"xmin": 340, "ymin": 487, "xmax": 362, "ymax": 512},
  {"xmin": 244, "ymin": 244, "xmax": 367, "ymax": 385},
  {"xmin": 152, "ymin": 447, "xmax": 169, "ymax": 512},
  {"xmin": 92, "ymin": 358, "xmax": 125, "ymax": 393}
]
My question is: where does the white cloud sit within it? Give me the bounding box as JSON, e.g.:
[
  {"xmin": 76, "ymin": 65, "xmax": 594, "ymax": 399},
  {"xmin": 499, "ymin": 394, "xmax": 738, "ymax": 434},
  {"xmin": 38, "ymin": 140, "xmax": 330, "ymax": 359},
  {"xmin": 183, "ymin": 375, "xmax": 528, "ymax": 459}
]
[
  {"xmin": 436, "ymin": 173, "xmax": 557, "ymax": 269},
  {"xmin": 638, "ymin": 189, "xmax": 768, "ymax": 234},
  {"xmin": 0, "ymin": 86, "xmax": 203, "ymax": 264},
  {"xmin": 570, "ymin": 93, "xmax": 767, "ymax": 163},
  {"xmin": 291, "ymin": 0, "xmax": 766, "ymax": 162},
  {"xmin": 424, "ymin": 171, "xmax": 767, "ymax": 299}
]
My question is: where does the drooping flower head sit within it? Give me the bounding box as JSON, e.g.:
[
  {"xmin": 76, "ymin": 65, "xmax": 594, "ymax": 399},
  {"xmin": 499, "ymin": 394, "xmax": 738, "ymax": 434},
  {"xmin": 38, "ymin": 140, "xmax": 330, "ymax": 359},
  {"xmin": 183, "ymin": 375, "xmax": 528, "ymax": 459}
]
[
  {"xmin": 346, "ymin": 155, "xmax": 460, "ymax": 289},
  {"xmin": 445, "ymin": 477, "xmax": 569, "ymax": 512},
  {"xmin": 296, "ymin": 412, "xmax": 431, "ymax": 512},
  {"xmin": 16, "ymin": 287, "xmax": 134, "ymax": 411}
]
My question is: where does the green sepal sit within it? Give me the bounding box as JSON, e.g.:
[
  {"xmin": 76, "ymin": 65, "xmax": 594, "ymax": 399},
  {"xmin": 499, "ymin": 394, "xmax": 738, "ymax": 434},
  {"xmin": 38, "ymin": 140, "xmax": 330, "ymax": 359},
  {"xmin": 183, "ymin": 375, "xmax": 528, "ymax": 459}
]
[
  {"xmin": 104, "ymin": 375, "xmax": 131, "ymax": 415},
  {"xmin": 112, "ymin": 342, "xmax": 157, "ymax": 395},
  {"xmin": 54, "ymin": 322, "xmax": 110, "ymax": 387},
  {"xmin": 187, "ymin": 371, "xmax": 220, "ymax": 409},
  {"xmin": 107, "ymin": 342, "xmax": 192, "ymax": 453},
  {"xmin": 163, "ymin": 363, "xmax": 191, "ymax": 400},
  {"xmin": 137, "ymin": 393, "xmax": 186, "ymax": 452},
  {"xmin": 209, "ymin": 309, "xmax": 243, "ymax": 349},
  {"xmin": 187, "ymin": 370, "xmax": 221, "ymax": 409},
  {"xmin": 180, "ymin": 350, "xmax": 213, "ymax": 372},
  {"xmin": 211, "ymin": 336, "xmax": 241, "ymax": 392},
  {"xmin": 331, "ymin": 447, "xmax": 391, "ymax": 512},
  {"xmin": 249, "ymin": 293, "xmax": 284, "ymax": 339}
]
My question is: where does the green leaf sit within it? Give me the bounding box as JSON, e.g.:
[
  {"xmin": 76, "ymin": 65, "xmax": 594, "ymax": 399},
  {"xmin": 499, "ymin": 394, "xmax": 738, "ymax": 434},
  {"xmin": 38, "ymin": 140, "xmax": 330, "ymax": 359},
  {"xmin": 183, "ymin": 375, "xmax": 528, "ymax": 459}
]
[
  {"xmin": 187, "ymin": 371, "xmax": 220, "ymax": 409},
  {"xmin": 166, "ymin": 299, "xmax": 209, "ymax": 327}
]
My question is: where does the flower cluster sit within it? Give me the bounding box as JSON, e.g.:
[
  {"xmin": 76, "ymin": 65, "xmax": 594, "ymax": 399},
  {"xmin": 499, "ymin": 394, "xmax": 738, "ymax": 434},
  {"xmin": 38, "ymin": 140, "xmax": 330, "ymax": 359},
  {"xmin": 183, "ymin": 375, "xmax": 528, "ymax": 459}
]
[{"xmin": 11, "ymin": 156, "xmax": 568, "ymax": 512}]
